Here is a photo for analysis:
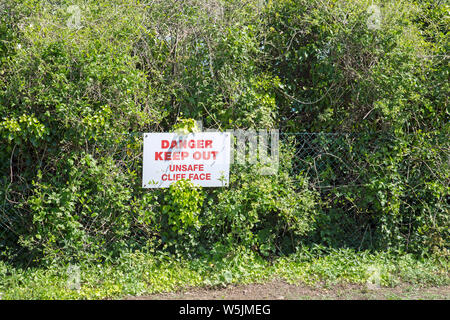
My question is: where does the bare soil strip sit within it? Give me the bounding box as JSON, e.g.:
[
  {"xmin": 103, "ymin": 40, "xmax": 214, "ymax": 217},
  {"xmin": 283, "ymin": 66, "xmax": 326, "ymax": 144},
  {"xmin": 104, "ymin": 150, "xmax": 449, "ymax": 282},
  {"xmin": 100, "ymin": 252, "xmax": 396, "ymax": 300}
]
[{"xmin": 125, "ymin": 280, "xmax": 450, "ymax": 300}]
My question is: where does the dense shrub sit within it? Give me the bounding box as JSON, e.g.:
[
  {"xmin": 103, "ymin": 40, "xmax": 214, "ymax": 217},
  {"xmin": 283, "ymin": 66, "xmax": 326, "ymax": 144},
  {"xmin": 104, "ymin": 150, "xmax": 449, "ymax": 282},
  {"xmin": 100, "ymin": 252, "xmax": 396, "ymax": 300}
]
[
  {"xmin": 0, "ymin": 0, "xmax": 448, "ymax": 265},
  {"xmin": 201, "ymin": 159, "xmax": 319, "ymax": 257},
  {"xmin": 263, "ymin": 0, "xmax": 449, "ymax": 255}
]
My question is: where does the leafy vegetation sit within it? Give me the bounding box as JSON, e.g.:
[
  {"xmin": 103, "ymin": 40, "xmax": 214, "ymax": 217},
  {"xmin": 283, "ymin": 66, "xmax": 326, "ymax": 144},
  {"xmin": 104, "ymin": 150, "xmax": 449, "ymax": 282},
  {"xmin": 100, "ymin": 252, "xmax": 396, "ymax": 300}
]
[
  {"xmin": 0, "ymin": 247, "xmax": 448, "ymax": 300},
  {"xmin": 0, "ymin": 0, "xmax": 448, "ymax": 298}
]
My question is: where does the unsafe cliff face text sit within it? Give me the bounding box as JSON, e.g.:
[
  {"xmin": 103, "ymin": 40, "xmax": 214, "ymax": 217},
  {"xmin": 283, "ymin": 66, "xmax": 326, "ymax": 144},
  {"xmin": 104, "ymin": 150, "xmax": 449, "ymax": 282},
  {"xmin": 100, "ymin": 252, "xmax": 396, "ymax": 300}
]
[{"xmin": 142, "ymin": 132, "xmax": 231, "ymax": 188}]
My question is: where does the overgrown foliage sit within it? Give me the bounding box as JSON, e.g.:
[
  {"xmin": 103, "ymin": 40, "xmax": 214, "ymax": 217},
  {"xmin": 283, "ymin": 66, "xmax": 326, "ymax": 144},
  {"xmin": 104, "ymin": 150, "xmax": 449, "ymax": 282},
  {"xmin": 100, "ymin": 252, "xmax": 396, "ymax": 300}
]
[
  {"xmin": 0, "ymin": 246, "xmax": 448, "ymax": 299},
  {"xmin": 0, "ymin": 0, "xmax": 448, "ymax": 268}
]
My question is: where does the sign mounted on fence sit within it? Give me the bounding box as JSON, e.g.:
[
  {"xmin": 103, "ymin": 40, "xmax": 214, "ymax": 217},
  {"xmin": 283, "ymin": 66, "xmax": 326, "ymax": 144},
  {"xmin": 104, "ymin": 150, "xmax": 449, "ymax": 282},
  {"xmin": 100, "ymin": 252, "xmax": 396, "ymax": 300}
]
[{"xmin": 142, "ymin": 132, "xmax": 231, "ymax": 188}]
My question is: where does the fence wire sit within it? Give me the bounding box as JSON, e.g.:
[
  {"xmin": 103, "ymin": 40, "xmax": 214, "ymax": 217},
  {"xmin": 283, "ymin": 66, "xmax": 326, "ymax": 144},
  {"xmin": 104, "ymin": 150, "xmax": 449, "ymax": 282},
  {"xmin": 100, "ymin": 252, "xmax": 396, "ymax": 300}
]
[
  {"xmin": 1, "ymin": 131, "xmax": 448, "ymax": 263},
  {"xmin": 280, "ymin": 132, "xmax": 359, "ymax": 188}
]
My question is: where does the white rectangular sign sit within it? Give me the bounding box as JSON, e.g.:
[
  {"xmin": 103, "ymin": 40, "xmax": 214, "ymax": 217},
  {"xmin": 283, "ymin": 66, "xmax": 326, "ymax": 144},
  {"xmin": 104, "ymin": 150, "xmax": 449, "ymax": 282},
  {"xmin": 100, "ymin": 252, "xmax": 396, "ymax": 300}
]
[{"xmin": 142, "ymin": 132, "xmax": 231, "ymax": 188}]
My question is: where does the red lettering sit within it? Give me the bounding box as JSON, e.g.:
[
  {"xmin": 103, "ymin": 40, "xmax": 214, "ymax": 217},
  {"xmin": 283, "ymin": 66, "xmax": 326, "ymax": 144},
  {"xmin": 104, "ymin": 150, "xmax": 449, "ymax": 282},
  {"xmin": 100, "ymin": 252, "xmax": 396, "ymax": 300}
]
[
  {"xmin": 187, "ymin": 173, "xmax": 211, "ymax": 180},
  {"xmin": 161, "ymin": 140, "xmax": 169, "ymax": 148},
  {"xmin": 193, "ymin": 151, "xmax": 201, "ymax": 160},
  {"xmin": 168, "ymin": 164, "xmax": 205, "ymax": 171},
  {"xmin": 163, "ymin": 173, "xmax": 187, "ymax": 181},
  {"xmin": 179, "ymin": 140, "xmax": 187, "ymax": 148},
  {"xmin": 163, "ymin": 139, "xmax": 216, "ymax": 149},
  {"xmin": 155, "ymin": 152, "xmax": 163, "ymax": 160}
]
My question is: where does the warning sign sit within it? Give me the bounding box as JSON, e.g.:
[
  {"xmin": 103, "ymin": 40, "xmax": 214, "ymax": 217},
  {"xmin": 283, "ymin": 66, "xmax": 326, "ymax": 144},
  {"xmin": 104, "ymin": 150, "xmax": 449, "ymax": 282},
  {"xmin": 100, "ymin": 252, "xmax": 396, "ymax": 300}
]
[{"xmin": 142, "ymin": 132, "xmax": 231, "ymax": 188}]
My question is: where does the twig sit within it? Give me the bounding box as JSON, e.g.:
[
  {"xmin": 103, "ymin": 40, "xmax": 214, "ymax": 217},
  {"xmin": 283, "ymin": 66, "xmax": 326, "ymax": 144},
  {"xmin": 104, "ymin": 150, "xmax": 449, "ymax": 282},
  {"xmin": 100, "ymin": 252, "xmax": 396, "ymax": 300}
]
[{"xmin": 10, "ymin": 144, "xmax": 16, "ymax": 184}]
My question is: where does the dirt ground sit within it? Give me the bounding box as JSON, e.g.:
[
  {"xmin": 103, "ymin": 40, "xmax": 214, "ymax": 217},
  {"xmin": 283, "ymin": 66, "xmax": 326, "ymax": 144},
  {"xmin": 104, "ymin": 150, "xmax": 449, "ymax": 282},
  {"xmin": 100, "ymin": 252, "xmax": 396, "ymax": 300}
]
[{"xmin": 126, "ymin": 279, "xmax": 450, "ymax": 300}]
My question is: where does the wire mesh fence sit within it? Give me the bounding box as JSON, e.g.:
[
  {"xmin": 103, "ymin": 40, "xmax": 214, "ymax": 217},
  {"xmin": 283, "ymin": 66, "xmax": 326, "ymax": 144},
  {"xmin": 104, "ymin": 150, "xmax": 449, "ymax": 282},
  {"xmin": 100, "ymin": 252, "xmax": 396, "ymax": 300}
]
[
  {"xmin": 112, "ymin": 130, "xmax": 367, "ymax": 188},
  {"xmin": 1, "ymin": 130, "xmax": 448, "ymax": 264},
  {"xmin": 281, "ymin": 132, "xmax": 358, "ymax": 188}
]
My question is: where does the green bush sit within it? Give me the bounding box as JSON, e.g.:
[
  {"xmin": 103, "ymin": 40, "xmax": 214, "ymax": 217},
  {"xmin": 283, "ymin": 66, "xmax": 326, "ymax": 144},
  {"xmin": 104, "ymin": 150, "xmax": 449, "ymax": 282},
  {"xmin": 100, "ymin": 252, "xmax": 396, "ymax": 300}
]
[
  {"xmin": 201, "ymin": 150, "xmax": 319, "ymax": 257},
  {"xmin": 263, "ymin": 0, "xmax": 449, "ymax": 255},
  {"xmin": 0, "ymin": 0, "xmax": 448, "ymax": 266},
  {"xmin": 160, "ymin": 179, "xmax": 204, "ymax": 255}
]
